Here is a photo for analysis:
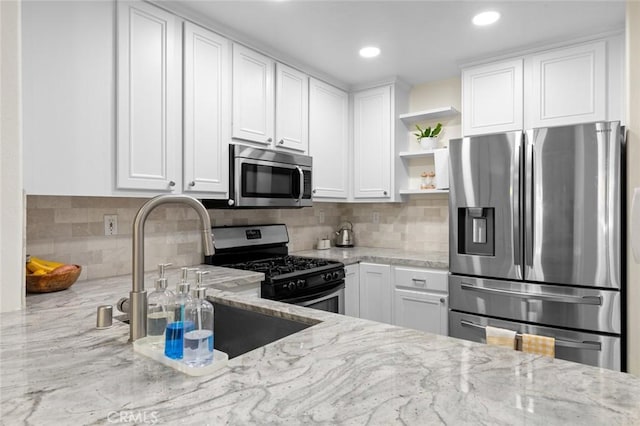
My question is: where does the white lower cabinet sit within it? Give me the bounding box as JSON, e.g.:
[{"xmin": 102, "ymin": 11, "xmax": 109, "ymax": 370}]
[
  {"xmin": 344, "ymin": 264, "xmax": 360, "ymax": 317},
  {"xmin": 358, "ymin": 263, "xmax": 392, "ymax": 323},
  {"xmin": 392, "ymin": 266, "xmax": 449, "ymax": 335},
  {"xmin": 354, "ymin": 263, "xmax": 448, "ymax": 335}
]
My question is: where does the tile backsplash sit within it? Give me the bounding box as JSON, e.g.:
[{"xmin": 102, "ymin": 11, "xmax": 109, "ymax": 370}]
[{"xmin": 26, "ymin": 195, "xmax": 448, "ymax": 282}]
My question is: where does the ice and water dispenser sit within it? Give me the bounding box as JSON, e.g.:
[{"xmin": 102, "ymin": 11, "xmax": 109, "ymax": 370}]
[{"xmin": 457, "ymin": 207, "xmax": 495, "ymax": 256}]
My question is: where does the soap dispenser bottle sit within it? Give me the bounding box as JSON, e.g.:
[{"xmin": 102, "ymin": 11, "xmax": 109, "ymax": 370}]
[
  {"xmin": 146, "ymin": 263, "xmax": 174, "ymax": 346},
  {"xmin": 164, "ymin": 268, "xmax": 195, "ymax": 360},
  {"xmin": 183, "ymin": 282, "xmax": 214, "ymax": 367}
]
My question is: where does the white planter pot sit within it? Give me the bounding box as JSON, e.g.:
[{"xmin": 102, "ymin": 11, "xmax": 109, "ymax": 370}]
[{"xmin": 420, "ymin": 137, "xmax": 439, "ymax": 150}]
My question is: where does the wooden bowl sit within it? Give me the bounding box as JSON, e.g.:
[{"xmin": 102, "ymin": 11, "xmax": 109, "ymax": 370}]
[{"xmin": 26, "ymin": 265, "xmax": 82, "ymax": 293}]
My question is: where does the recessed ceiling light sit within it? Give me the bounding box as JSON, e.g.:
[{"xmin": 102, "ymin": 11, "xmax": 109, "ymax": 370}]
[
  {"xmin": 472, "ymin": 11, "xmax": 500, "ymax": 26},
  {"xmin": 359, "ymin": 46, "xmax": 381, "ymax": 58}
]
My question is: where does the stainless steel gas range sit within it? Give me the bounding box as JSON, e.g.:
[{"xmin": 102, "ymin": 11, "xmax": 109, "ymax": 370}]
[{"xmin": 204, "ymin": 224, "xmax": 345, "ymax": 314}]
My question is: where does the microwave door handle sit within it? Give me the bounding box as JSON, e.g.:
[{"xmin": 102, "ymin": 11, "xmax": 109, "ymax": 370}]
[{"xmin": 296, "ymin": 166, "xmax": 304, "ymax": 203}]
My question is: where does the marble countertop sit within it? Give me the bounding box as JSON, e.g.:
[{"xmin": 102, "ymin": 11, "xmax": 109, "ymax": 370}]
[
  {"xmin": 293, "ymin": 246, "xmax": 449, "ymax": 269},
  {"xmin": 2, "ymin": 264, "xmax": 639, "ymax": 425}
]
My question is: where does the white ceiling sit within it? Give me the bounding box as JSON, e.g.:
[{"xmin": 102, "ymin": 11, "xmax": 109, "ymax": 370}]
[{"xmin": 160, "ymin": 0, "xmax": 625, "ymax": 88}]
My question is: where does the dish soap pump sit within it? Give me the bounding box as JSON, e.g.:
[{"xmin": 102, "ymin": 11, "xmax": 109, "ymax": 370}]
[
  {"xmin": 164, "ymin": 268, "xmax": 195, "ymax": 360},
  {"xmin": 146, "ymin": 263, "xmax": 174, "ymax": 347},
  {"xmin": 183, "ymin": 280, "xmax": 214, "ymax": 367}
]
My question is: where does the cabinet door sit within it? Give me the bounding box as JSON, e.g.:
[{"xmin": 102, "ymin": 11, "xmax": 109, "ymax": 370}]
[
  {"xmin": 528, "ymin": 41, "xmax": 606, "ymax": 128},
  {"xmin": 353, "ymin": 86, "xmax": 392, "ymax": 199},
  {"xmin": 359, "ymin": 263, "xmax": 392, "ymax": 323},
  {"xmin": 117, "ymin": 1, "xmax": 181, "ymax": 191},
  {"xmin": 183, "ymin": 22, "xmax": 230, "ymax": 197},
  {"xmin": 462, "ymin": 58, "xmax": 523, "ymax": 136},
  {"xmin": 394, "ymin": 289, "xmax": 448, "ymax": 335},
  {"xmin": 275, "ymin": 63, "xmax": 308, "ymax": 153},
  {"xmin": 309, "ymin": 78, "xmax": 349, "ymax": 199},
  {"xmin": 232, "ymin": 44, "xmax": 274, "ymax": 145},
  {"xmin": 344, "ymin": 264, "xmax": 360, "ymax": 317}
]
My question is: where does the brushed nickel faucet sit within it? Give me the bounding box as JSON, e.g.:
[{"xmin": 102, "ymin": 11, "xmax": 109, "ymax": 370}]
[{"xmin": 129, "ymin": 195, "xmax": 215, "ymax": 342}]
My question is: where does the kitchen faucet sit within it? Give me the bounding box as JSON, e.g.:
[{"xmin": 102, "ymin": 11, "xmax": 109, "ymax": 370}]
[{"xmin": 129, "ymin": 194, "xmax": 215, "ymax": 342}]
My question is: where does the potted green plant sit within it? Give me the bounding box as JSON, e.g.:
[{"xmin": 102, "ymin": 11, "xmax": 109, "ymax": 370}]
[{"xmin": 414, "ymin": 123, "xmax": 442, "ymax": 150}]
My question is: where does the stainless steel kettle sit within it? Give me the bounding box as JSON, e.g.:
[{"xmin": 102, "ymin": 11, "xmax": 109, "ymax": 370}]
[{"xmin": 335, "ymin": 221, "xmax": 354, "ymax": 247}]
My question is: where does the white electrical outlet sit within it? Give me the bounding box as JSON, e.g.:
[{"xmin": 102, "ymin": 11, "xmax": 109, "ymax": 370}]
[
  {"xmin": 372, "ymin": 211, "xmax": 380, "ymax": 224},
  {"xmin": 104, "ymin": 215, "xmax": 118, "ymax": 236},
  {"xmin": 319, "ymin": 210, "xmax": 325, "ymax": 224}
]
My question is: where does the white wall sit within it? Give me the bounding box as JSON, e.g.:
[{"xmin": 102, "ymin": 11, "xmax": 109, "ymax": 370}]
[
  {"xmin": 1, "ymin": 0, "xmax": 25, "ymax": 312},
  {"xmin": 626, "ymin": 0, "xmax": 640, "ymax": 376}
]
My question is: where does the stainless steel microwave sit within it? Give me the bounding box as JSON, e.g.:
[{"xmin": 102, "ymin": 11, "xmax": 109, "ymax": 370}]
[{"xmin": 203, "ymin": 144, "xmax": 312, "ymax": 209}]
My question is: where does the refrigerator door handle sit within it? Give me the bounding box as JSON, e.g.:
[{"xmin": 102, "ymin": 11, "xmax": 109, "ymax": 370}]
[
  {"xmin": 460, "ymin": 282, "xmax": 603, "ymax": 305},
  {"xmin": 524, "ymin": 130, "xmax": 534, "ymax": 269},
  {"xmin": 512, "ymin": 134, "xmax": 522, "ymax": 273},
  {"xmin": 459, "ymin": 320, "xmax": 602, "ymax": 351}
]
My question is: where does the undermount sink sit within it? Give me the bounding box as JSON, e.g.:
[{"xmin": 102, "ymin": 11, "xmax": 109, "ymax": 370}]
[
  {"xmin": 118, "ymin": 301, "xmax": 314, "ymax": 359},
  {"xmin": 211, "ymin": 301, "xmax": 313, "ymax": 358}
]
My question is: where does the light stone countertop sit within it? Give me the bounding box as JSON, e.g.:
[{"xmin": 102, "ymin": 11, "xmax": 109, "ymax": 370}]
[
  {"xmin": 294, "ymin": 246, "xmax": 449, "ymax": 269},
  {"xmin": 2, "ymin": 263, "xmax": 640, "ymax": 425}
]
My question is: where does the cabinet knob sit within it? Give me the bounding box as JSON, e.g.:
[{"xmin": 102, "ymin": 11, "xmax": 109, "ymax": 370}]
[
  {"xmin": 267, "ymin": 137, "xmax": 273, "ymax": 143},
  {"xmin": 189, "ymin": 181, "xmax": 195, "ymax": 187},
  {"xmin": 383, "ymin": 191, "xmax": 388, "ymax": 196},
  {"xmin": 440, "ymin": 298, "xmax": 445, "ymax": 304},
  {"xmin": 278, "ymin": 139, "xmax": 285, "ymax": 145},
  {"xmin": 312, "ymin": 189, "xmax": 316, "ymax": 194},
  {"xmin": 168, "ymin": 181, "xmax": 176, "ymax": 187}
]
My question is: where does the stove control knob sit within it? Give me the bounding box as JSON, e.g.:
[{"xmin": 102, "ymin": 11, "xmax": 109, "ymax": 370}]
[
  {"xmin": 332, "ymin": 272, "xmax": 340, "ymax": 280},
  {"xmin": 323, "ymin": 273, "xmax": 332, "ymax": 281},
  {"xmin": 287, "ymin": 281, "xmax": 296, "ymax": 291},
  {"xmin": 296, "ymin": 279, "xmax": 305, "ymax": 289}
]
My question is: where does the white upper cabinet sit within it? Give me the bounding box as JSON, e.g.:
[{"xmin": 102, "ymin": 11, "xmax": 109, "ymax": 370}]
[
  {"xmin": 275, "ymin": 63, "xmax": 309, "ymax": 152},
  {"xmin": 462, "ymin": 58, "xmax": 524, "ymax": 136},
  {"xmin": 462, "ymin": 36, "xmax": 622, "ymax": 136},
  {"xmin": 353, "ymin": 85, "xmax": 392, "ymax": 199},
  {"xmin": 232, "ymin": 44, "xmax": 275, "ymax": 146},
  {"xmin": 526, "ymin": 41, "xmax": 606, "ymax": 128},
  {"xmin": 232, "ymin": 44, "xmax": 310, "ymax": 154},
  {"xmin": 182, "ymin": 22, "xmax": 230, "ymax": 197},
  {"xmin": 22, "ymin": 0, "xmax": 115, "ymax": 196},
  {"xmin": 309, "ymin": 78, "xmax": 349, "ymax": 200},
  {"xmin": 117, "ymin": 1, "xmax": 181, "ymax": 191}
]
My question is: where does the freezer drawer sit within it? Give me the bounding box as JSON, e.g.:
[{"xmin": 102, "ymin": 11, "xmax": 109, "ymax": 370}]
[
  {"xmin": 449, "ymin": 311, "xmax": 621, "ymax": 371},
  {"xmin": 449, "ymin": 275, "xmax": 621, "ymax": 334}
]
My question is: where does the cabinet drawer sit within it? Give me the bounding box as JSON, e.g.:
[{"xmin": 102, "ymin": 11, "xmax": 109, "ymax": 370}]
[{"xmin": 393, "ymin": 267, "xmax": 447, "ymax": 292}]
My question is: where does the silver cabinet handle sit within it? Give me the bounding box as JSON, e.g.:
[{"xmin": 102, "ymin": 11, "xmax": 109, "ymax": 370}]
[
  {"xmin": 411, "ymin": 278, "xmax": 426, "ymax": 286},
  {"xmin": 460, "ymin": 282, "xmax": 602, "ymax": 305},
  {"xmin": 168, "ymin": 181, "xmax": 176, "ymax": 187},
  {"xmin": 279, "ymin": 139, "xmax": 285, "ymax": 145},
  {"xmin": 189, "ymin": 181, "xmax": 195, "ymax": 187}
]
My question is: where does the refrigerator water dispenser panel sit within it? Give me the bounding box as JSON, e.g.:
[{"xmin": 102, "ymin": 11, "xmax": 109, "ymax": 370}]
[{"xmin": 458, "ymin": 207, "xmax": 494, "ymax": 256}]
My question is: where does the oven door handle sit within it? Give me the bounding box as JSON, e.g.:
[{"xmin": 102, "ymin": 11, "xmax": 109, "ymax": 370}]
[
  {"xmin": 280, "ymin": 283, "xmax": 345, "ymax": 306},
  {"xmin": 295, "ymin": 166, "xmax": 304, "ymax": 203}
]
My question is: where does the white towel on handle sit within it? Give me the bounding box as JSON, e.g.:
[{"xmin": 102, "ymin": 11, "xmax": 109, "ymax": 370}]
[{"xmin": 485, "ymin": 325, "xmax": 517, "ymax": 350}]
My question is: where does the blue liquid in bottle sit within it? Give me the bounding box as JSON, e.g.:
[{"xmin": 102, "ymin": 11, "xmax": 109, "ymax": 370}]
[{"xmin": 164, "ymin": 320, "xmax": 194, "ymax": 359}]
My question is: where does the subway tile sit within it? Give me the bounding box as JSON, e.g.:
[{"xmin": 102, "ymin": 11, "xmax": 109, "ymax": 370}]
[{"xmin": 54, "ymin": 208, "xmax": 89, "ymax": 224}]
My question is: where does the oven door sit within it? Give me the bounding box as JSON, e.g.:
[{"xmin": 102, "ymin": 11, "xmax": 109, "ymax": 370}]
[
  {"xmin": 280, "ymin": 283, "xmax": 345, "ymax": 314},
  {"xmin": 236, "ymin": 158, "xmax": 312, "ymax": 208}
]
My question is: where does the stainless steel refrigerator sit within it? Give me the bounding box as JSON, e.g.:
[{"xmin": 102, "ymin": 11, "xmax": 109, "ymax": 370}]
[{"xmin": 447, "ymin": 121, "xmax": 624, "ymax": 371}]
